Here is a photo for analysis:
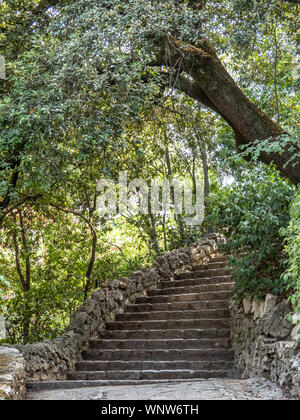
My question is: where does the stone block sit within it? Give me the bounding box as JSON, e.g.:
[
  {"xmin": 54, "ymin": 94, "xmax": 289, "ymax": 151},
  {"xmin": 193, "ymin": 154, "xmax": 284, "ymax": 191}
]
[
  {"xmin": 263, "ymin": 294, "xmax": 277, "ymax": 317},
  {"xmin": 243, "ymin": 297, "xmax": 252, "ymax": 314}
]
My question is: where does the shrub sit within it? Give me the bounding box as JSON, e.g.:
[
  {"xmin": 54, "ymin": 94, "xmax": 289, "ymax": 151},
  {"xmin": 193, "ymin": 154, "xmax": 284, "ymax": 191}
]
[{"xmin": 207, "ymin": 169, "xmax": 296, "ymax": 300}]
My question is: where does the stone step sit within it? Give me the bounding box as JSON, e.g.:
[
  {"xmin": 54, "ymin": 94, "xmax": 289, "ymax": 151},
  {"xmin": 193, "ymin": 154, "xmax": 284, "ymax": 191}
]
[
  {"xmin": 193, "ymin": 262, "xmax": 229, "ymax": 270},
  {"xmin": 82, "ymin": 348, "xmax": 234, "ymax": 362},
  {"xmin": 67, "ymin": 369, "xmax": 236, "ymax": 381},
  {"xmin": 177, "ymin": 268, "xmax": 228, "ymax": 280},
  {"xmin": 126, "ymin": 299, "xmax": 230, "ymax": 313},
  {"xmin": 162, "ymin": 276, "xmax": 232, "ymax": 288},
  {"xmin": 75, "ymin": 360, "xmax": 235, "ymax": 372},
  {"xmin": 89, "ymin": 338, "xmax": 231, "ymax": 350},
  {"xmin": 116, "ymin": 309, "xmax": 230, "ymax": 322},
  {"xmin": 99, "ymin": 328, "xmax": 231, "ymax": 340},
  {"xmin": 135, "ymin": 290, "xmax": 233, "ymax": 304},
  {"xmin": 150, "ymin": 282, "xmax": 234, "ymax": 296},
  {"xmin": 107, "ymin": 318, "xmax": 231, "ymax": 331}
]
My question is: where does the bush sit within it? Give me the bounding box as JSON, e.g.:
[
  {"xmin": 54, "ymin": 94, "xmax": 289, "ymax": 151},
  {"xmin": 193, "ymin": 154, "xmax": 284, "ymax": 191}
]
[
  {"xmin": 207, "ymin": 169, "xmax": 296, "ymax": 300},
  {"xmin": 281, "ymin": 190, "xmax": 300, "ymax": 314}
]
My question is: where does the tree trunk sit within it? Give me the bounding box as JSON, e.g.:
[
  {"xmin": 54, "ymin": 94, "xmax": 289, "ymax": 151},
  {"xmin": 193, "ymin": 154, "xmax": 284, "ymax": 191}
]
[
  {"xmin": 84, "ymin": 223, "xmax": 97, "ymax": 299},
  {"xmin": 12, "ymin": 211, "xmax": 31, "ymax": 343},
  {"xmin": 162, "ymin": 213, "xmax": 167, "ymax": 251},
  {"xmin": 17, "ymin": 209, "xmax": 31, "ymax": 291},
  {"xmin": 11, "ymin": 0, "xmax": 300, "ymax": 186}
]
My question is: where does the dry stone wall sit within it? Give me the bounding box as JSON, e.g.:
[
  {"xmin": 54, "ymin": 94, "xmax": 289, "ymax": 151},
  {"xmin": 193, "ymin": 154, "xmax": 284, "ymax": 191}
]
[
  {"xmin": 0, "ymin": 347, "xmax": 26, "ymax": 400},
  {"xmin": 0, "ymin": 315, "xmax": 5, "ymax": 340},
  {"xmin": 230, "ymin": 295, "xmax": 300, "ymax": 397},
  {"xmin": 0, "ymin": 233, "xmax": 223, "ymax": 386}
]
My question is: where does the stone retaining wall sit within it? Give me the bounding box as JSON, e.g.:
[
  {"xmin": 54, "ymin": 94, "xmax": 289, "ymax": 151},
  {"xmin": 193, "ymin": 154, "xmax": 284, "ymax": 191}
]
[
  {"xmin": 230, "ymin": 295, "xmax": 300, "ymax": 397},
  {"xmin": 0, "ymin": 347, "xmax": 26, "ymax": 400},
  {"xmin": 0, "ymin": 233, "xmax": 224, "ymax": 386}
]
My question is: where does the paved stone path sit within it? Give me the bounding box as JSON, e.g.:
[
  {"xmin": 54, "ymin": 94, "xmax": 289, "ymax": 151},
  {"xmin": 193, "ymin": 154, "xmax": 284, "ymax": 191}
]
[{"xmin": 27, "ymin": 377, "xmax": 296, "ymax": 400}]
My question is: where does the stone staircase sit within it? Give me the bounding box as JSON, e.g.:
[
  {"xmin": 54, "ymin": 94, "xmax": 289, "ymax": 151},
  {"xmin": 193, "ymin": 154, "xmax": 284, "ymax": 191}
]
[{"xmin": 27, "ymin": 254, "xmax": 239, "ymax": 391}]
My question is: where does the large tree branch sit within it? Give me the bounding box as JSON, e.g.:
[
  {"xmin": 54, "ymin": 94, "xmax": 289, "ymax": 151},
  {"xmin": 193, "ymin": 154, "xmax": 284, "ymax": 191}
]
[{"xmin": 156, "ymin": 36, "xmax": 300, "ymax": 185}]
